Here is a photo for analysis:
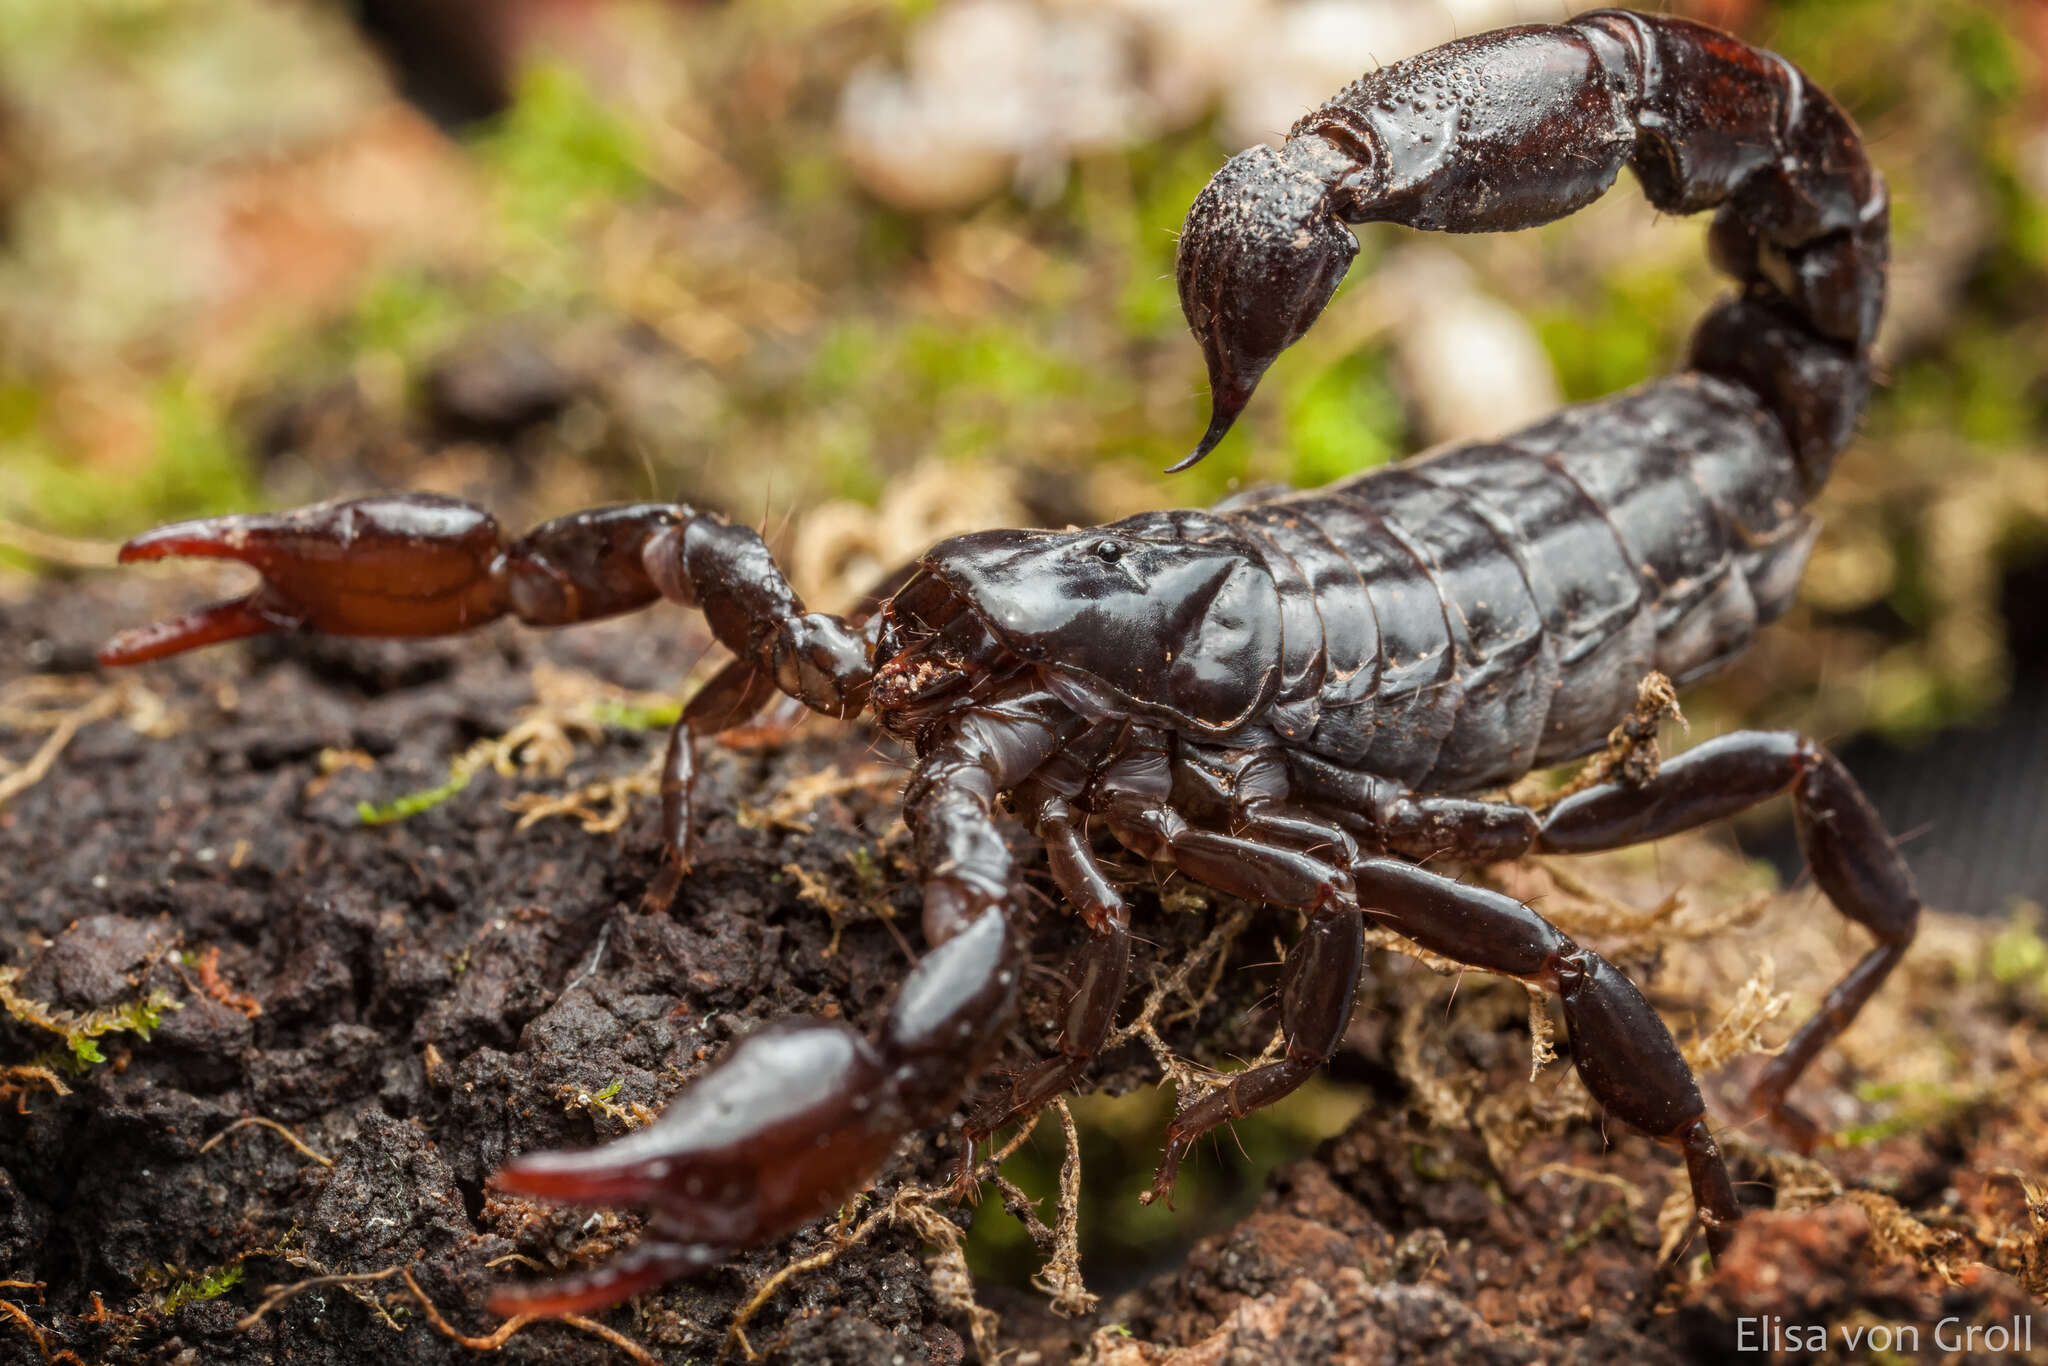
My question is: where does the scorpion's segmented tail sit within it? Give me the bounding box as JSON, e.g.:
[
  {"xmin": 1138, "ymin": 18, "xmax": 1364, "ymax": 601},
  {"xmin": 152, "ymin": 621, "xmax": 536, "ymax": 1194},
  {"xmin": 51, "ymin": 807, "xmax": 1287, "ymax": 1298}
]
[{"xmin": 1176, "ymin": 7, "xmax": 1885, "ymax": 480}]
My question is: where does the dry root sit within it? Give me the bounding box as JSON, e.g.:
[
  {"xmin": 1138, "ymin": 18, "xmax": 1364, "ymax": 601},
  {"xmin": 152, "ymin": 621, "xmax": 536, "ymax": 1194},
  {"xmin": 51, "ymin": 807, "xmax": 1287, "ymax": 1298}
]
[
  {"xmin": 1514, "ymin": 671, "xmax": 1683, "ymax": 811},
  {"xmin": 0, "ymin": 676, "xmax": 169, "ymax": 812},
  {"xmin": 198, "ymin": 1117, "xmax": 334, "ymax": 1168},
  {"xmin": 233, "ymin": 1260, "xmax": 660, "ymax": 1364}
]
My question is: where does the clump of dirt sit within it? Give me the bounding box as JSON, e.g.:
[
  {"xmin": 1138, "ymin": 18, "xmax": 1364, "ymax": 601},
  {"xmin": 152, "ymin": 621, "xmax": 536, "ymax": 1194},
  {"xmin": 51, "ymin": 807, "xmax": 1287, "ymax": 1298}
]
[{"xmin": 1, "ymin": 573, "xmax": 2044, "ymax": 1365}]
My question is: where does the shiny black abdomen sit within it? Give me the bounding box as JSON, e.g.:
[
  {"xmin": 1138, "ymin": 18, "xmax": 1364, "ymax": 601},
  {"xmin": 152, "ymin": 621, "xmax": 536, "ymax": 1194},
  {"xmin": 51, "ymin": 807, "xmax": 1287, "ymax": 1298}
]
[{"xmin": 1231, "ymin": 373, "xmax": 1816, "ymax": 794}]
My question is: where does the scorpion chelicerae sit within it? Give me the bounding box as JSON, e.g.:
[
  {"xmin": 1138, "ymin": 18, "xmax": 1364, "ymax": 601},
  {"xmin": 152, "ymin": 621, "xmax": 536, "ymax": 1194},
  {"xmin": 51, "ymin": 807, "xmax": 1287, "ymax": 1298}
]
[{"xmin": 97, "ymin": 8, "xmax": 1914, "ymax": 1318}]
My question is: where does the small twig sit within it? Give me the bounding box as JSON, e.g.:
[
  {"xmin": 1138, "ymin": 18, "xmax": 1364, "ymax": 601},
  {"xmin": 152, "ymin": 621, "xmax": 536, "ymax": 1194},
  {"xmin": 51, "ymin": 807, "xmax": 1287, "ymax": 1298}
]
[
  {"xmin": 1537, "ymin": 671, "xmax": 1684, "ymax": 808},
  {"xmin": 186, "ymin": 946, "xmax": 263, "ymax": 1020},
  {"xmin": 1033, "ymin": 1099, "xmax": 1098, "ymax": 1317},
  {"xmin": 1526, "ymin": 1162, "xmax": 1649, "ymax": 1213},
  {"xmin": 482, "ymin": 1253, "xmax": 551, "ymax": 1273},
  {"xmin": 1522, "ymin": 982, "xmax": 1558, "ymax": 1081},
  {"xmin": 726, "ymin": 1237, "xmax": 864, "ymax": 1363},
  {"xmin": 0, "ymin": 1066, "xmax": 71, "ymax": 1113},
  {"xmin": 0, "ymin": 685, "xmax": 125, "ymax": 811},
  {"xmin": 0, "ymin": 517, "xmax": 121, "ymax": 569},
  {"xmin": 991, "ymin": 1172, "xmax": 1056, "ymax": 1248},
  {"xmin": 236, "ymin": 1268, "xmax": 401, "ymax": 1330},
  {"xmin": 199, "ymin": 1116, "xmax": 335, "ymax": 1168},
  {"xmin": 399, "ymin": 1267, "xmax": 661, "ymax": 1365},
  {"xmin": 1109, "ymin": 904, "xmax": 1252, "ymax": 1054},
  {"xmin": 1682, "ymin": 957, "xmax": 1789, "ymax": 1073},
  {"xmin": 236, "ymin": 1263, "xmax": 661, "ymax": 1363}
]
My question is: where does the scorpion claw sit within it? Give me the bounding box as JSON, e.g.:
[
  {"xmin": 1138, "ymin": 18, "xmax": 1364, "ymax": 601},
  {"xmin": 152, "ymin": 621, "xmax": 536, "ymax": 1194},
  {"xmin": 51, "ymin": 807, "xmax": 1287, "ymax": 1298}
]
[
  {"xmin": 486, "ymin": 1020, "xmax": 910, "ymax": 1316},
  {"xmin": 96, "ymin": 496, "xmax": 513, "ymax": 666},
  {"xmin": 97, "ymin": 594, "xmax": 299, "ymax": 667}
]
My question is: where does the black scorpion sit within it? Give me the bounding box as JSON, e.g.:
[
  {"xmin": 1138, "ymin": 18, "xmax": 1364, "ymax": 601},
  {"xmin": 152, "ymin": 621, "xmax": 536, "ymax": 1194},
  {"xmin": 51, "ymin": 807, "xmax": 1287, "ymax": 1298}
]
[{"xmin": 97, "ymin": 8, "xmax": 1915, "ymax": 1316}]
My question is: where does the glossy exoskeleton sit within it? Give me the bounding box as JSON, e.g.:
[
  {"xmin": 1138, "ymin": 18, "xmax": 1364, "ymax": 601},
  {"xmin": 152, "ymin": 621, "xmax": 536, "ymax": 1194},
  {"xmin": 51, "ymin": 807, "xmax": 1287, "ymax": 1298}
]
[{"xmin": 98, "ymin": 8, "xmax": 1914, "ymax": 1318}]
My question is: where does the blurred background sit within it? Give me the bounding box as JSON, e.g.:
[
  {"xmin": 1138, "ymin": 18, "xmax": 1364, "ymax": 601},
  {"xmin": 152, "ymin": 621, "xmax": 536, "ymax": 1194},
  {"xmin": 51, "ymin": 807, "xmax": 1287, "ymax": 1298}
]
[{"xmin": 0, "ymin": 0, "xmax": 2043, "ymax": 1297}]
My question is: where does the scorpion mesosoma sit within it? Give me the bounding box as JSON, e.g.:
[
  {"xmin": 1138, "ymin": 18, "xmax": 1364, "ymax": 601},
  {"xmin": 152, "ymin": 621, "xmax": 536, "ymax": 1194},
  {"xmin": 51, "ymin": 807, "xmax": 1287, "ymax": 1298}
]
[{"xmin": 96, "ymin": 8, "xmax": 1915, "ymax": 1318}]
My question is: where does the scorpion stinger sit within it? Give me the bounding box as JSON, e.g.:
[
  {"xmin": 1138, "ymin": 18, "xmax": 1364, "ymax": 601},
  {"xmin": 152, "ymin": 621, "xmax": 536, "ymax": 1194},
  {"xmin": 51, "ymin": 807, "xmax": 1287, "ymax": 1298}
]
[{"xmin": 1175, "ymin": 7, "xmax": 1886, "ymax": 466}]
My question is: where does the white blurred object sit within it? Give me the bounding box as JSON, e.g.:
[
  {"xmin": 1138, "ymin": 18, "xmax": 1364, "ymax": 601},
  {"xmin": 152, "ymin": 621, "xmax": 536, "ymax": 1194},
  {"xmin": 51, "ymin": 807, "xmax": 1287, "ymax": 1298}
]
[
  {"xmin": 1217, "ymin": 1, "xmax": 1438, "ymax": 148},
  {"xmin": 1219, "ymin": 0, "xmax": 1572, "ymax": 148},
  {"xmin": 838, "ymin": 0, "xmax": 1581, "ymax": 211},
  {"xmin": 837, "ymin": 0, "xmax": 1146, "ymax": 212},
  {"xmin": 1375, "ymin": 246, "xmax": 1561, "ymax": 446}
]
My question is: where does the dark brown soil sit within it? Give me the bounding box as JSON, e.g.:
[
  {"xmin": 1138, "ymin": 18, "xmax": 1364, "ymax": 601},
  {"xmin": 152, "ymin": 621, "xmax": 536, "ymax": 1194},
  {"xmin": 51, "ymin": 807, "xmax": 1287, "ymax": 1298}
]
[{"xmin": 2, "ymin": 574, "xmax": 2045, "ymax": 1365}]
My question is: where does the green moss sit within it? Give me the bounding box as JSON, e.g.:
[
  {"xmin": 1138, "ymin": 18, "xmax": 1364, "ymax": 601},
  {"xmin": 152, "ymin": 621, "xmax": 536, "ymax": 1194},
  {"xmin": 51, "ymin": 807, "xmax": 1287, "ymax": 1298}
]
[
  {"xmin": 902, "ymin": 321, "xmax": 1085, "ymax": 410},
  {"xmin": 814, "ymin": 424, "xmax": 886, "ymax": 504},
  {"xmin": 1889, "ymin": 331, "xmax": 2041, "ymax": 449},
  {"xmin": 356, "ymin": 770, "xmax": 475, "ymax": 827},
  {"xmin": 1111, "ymin": 138, "xmax": 1227, "ymax": 340},
  {"xmin": 591, "ymin": 699, "xmax": 684, "ymax": 732},
  {"xmin": 338, "ymin": 272, "xmax": 472, "ymax": 367},
  {"xmin": 1949, "ymin": 9, "xmax": 2026, "ymax": 109},
  {"xmin": 805, "ymin": 320, "xmax": 889, "ymax": 404},
  {"xmin": 470, "ymin": 63, "xmax": 653, "ymax": 247},
  {"xmin": 0, "ymin": 967, "xmax": 180, "ymax": 1075},
  {"xmin": 1988, "ymin": 908, "xmax": 2048, "ymax": 999},
  {"xmin": 1764, "ymin": 0, "xmax": 1918, "ymax": 113},
  {"xmin": 7, "ymin": 377, "xmax": 258, "ymax": 537},
  {"xmin": 1839, "ymin": 1079, "xmax": 1974, "ymax": 1147},
  {"xmin": 153, "ymin": 1261, "xmax": 245, "ymax": 1315}
]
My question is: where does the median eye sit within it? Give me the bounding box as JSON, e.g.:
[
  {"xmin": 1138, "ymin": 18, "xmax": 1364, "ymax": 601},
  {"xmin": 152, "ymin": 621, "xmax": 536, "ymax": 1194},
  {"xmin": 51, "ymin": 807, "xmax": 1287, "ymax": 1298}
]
[{"xmin": 1092, "ymin": 540, "xmax": 1123, "ymax": 563}]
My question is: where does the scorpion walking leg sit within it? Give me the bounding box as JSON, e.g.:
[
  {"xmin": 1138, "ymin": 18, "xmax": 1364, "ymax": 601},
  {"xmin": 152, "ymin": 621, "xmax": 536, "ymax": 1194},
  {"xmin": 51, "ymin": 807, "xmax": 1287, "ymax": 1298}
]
[
  {"xmin": 1286, "ymin": 754, "xmax": 1538, "ymax": 864},
  {"xmin": 1143, "ymin": 904, "xmax": 1363, "ymax": 1207},
  {"xmin": 645, "ymin": 663, "xmax": 781, "ymax": 905},
  {"xmin": 1089, "ymin": 738, "xmax": 1374, "ymax": 1202},
  {"xmin": 1350, "ymin": 857, "xmax": 1743, "ymax": 1254},
  {"xmin": 1536, "ymin": 731, "xmax": 1921, "ymax": 1149},
  {"xmin": 960, "ymin": 790, "xmax": 1131, "ymax": 1166}
]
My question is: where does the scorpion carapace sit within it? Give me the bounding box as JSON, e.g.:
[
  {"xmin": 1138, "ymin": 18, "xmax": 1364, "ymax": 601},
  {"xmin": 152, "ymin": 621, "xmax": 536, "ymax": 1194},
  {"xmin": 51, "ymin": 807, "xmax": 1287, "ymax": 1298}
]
[{"xmin": 96, "ymin": 8, "xmax": 1917, "ymax": 1319}]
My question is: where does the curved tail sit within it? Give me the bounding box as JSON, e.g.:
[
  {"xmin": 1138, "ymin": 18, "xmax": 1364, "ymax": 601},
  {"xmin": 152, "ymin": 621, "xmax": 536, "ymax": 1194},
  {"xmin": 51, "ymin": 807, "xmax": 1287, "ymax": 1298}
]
[{"xmin": 1175, "ymin": 7, "xmax": 1886, "ymax": 485}]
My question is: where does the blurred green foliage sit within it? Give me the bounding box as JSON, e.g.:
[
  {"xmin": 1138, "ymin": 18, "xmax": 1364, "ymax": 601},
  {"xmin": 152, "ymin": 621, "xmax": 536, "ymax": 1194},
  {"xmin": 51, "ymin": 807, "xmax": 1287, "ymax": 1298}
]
[
  {"xmin": 4, "ymin": 379, "xmax": 256, "ymax": 539},
  {"xmin": 963, "ymin": 1078, "xmax": 1363, "ymax": 1291}
]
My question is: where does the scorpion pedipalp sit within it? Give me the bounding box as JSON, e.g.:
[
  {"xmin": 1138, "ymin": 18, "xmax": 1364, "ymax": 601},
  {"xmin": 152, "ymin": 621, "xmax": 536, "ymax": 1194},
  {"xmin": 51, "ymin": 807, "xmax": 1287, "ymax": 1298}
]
[
  {"xmin": 487, "ymin": 1020, "xmax": 904, "ymax": 1317},
  {"xmin": 96, "ymin": 495, "xmax": 688, "ymax": 666}
]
